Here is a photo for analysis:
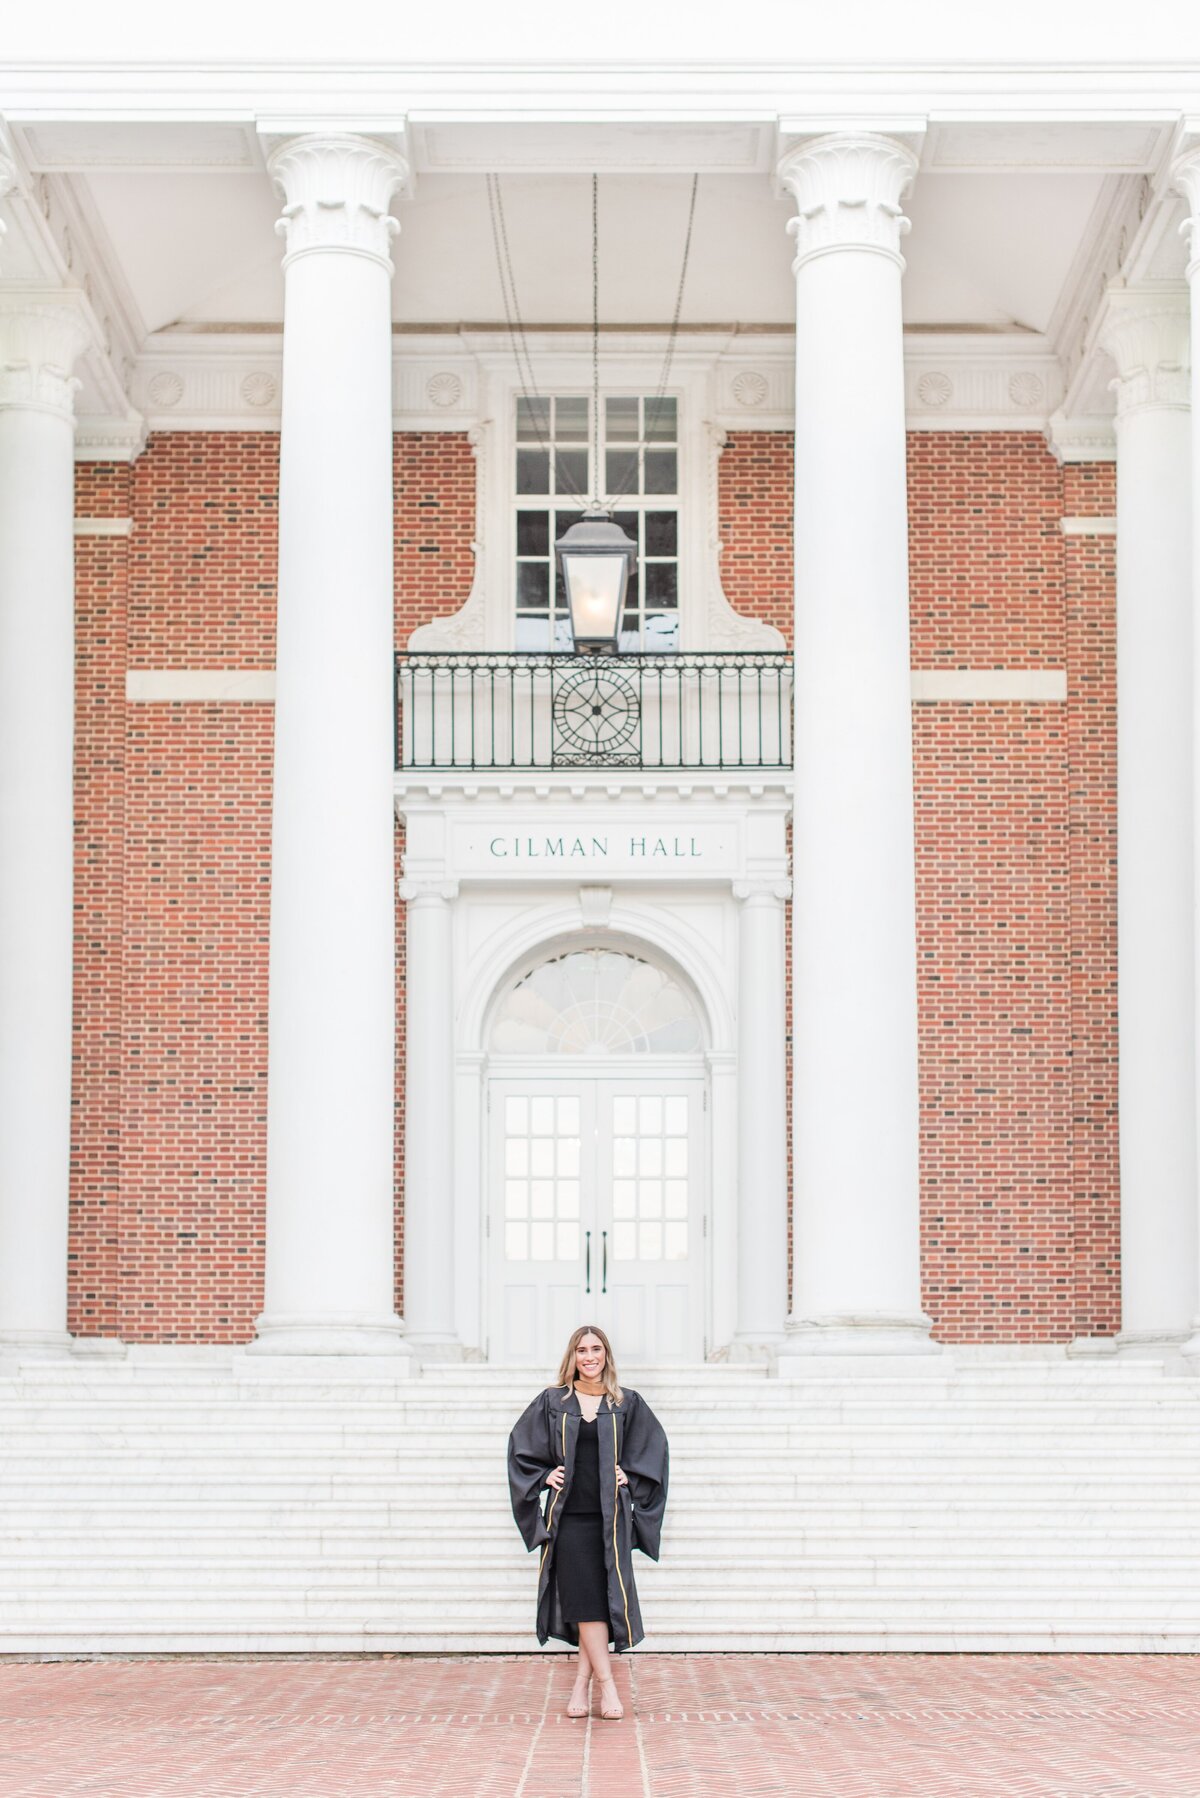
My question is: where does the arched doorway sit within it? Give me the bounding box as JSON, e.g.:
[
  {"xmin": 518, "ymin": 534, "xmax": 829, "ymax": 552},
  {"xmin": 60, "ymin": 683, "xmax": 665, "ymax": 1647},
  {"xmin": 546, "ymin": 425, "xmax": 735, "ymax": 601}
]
[{"xmin": 485, "ymin": 946, "xmax": 707, "ymax": 1365}]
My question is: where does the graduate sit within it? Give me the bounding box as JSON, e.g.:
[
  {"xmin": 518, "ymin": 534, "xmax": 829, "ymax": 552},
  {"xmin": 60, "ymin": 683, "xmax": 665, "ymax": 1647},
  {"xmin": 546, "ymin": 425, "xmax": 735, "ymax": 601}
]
[{"xmin": 506, "ymin": 1324, "xmax": 669, "ymax": 1721}]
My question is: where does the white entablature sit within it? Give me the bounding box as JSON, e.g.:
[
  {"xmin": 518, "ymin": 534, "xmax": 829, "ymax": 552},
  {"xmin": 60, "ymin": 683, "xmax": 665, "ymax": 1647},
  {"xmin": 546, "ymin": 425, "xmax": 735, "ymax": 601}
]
[{"xmin": 1, "ymin": 102, "xmax": 1197, "ymax": 456}]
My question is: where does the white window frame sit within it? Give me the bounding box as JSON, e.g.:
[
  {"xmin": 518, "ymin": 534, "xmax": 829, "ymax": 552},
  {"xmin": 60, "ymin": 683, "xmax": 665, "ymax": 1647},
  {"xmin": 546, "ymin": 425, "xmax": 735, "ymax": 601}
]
[{"xmin": 407, "ymin": 335, "xmax": 783, "ymax": 655}]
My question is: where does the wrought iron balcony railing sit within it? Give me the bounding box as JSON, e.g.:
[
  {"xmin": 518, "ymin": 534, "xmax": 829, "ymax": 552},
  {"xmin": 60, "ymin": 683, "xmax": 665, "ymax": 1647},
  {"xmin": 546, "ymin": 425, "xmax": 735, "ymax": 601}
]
[{"xmin": 395, "ymin": 652, "xmax": 793, "ymax": 772}]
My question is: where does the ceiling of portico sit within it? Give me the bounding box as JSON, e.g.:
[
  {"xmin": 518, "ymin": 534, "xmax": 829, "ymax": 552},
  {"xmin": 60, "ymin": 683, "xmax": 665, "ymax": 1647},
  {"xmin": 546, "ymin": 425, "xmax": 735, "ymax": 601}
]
[
  {"xmin": 39, "ymin": 165, "xmax": 1129, "ymax": 337},
  {"xmin": 0, "ymin": 109, "xmax": 1189, "ymax": 433}
]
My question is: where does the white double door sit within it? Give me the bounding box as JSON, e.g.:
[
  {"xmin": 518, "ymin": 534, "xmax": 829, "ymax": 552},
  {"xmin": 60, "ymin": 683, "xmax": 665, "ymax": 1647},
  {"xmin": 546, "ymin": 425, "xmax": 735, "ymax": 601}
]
[{"xmin": 488, "ymin": 1071, "xmax": 706, "ymax": 1366}]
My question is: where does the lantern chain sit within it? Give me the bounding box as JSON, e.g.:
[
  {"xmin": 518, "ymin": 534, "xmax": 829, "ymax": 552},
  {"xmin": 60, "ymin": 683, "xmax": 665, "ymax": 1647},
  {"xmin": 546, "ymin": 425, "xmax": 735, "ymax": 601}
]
[
  {"xmin": 487, "ymin": 170, "xmax": 701, "ymax": 512},
  {"xmin": 487, "ymin": 172, "xmax": 589, "ymax": 509}
]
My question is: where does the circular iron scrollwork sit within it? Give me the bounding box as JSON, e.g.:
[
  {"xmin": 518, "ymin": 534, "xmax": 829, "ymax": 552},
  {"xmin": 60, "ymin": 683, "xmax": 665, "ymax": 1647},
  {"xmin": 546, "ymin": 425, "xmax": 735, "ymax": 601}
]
[{"xmin": 552, "ymin": 663, "xmax": 641, "ymax": 762}]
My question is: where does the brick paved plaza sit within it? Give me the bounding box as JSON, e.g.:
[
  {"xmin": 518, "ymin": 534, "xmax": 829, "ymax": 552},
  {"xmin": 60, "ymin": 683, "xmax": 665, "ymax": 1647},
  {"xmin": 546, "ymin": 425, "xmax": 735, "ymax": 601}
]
[{"xmin": 1, "ymin": 1653, "xmax": 1197, "ymax": 1797}]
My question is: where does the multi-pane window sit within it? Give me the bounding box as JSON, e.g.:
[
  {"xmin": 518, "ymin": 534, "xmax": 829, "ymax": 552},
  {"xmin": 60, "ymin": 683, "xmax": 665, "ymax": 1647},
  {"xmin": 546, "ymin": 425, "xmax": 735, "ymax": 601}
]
[{"xmin": 514, "ymin": 395, "xmax": 679, "ymax": 654}]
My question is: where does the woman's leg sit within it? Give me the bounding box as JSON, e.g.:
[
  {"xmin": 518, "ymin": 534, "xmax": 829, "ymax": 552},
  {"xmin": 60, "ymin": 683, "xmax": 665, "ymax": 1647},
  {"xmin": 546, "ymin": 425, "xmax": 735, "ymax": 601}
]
[
  {"xmin": 577, "ymin": 1622, "xmax": 612, "ymax": 1684},
  {"xmin": 577, "ymin": 1621, "xmax": 622, "ymax": 1718},
  {"xmin": 569, "ymin": 1636, "xmax": 592, "ymax": 1698}
]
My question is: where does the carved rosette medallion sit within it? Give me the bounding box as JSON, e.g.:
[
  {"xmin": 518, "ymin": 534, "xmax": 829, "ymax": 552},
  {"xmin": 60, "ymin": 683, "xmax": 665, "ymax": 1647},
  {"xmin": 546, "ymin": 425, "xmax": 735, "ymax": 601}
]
[
  {"xmin": 778, "ymin": 134, "xmax": 918, "ymax": 273},
  {"xmin": 241, "ymin": 371, "xmax": 278, "ymax": 408},
  {"xmin": 147, "ymin": 371, "xmax": 185, "ymax": 409},
  {"xmin": 426, "ymin": 372, "xmax": 463, "ymax": 408},
  {"xmin": 268, "ymin": 134, "xmax": 410, "ymax": 273},
  {"xmin": 916, "ymin": 372, "xmax": 953, "ymax": 408},
  {"xmin": 1008, "ymin": 372, "xmax": 1045, "ymax": 410},
  {"xmin": 731, "ymin": 370, "xmax": 769, "ymax": 408}
]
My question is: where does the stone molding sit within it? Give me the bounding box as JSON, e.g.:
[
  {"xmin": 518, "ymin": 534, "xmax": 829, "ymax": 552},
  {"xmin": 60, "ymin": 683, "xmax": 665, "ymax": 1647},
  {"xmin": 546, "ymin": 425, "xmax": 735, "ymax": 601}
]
[
  {"xmin": 1171, "ymin": 146, "xmax": 1200, "ymax": 283},
  {"xmin": 267, "ymin": 135, "xmax": 410, "ymax": 273},
  {"xmin": 778, "ymin": 134, "xmax": 918, "ymax": 273},
  {"xmin": 1044, "ymin": 410, "xmax": 1118, "ymax": 463},
  {"xmin": 732, "ymin": 879, "xmax": 793, "ymax": 903},
  {"xmin": 129, "ymin": 329, "xmax": 1072, "ymax": 437},
  {"xmin": 397, "ymin": 878, "xmax": 460, "ymax": 904},
  {"xmin": 1099, "ymin": 285, "xmax": 1190, "ymax": 418},
  {"xmin": 0, "ymin": 293, "xmax": 89, "ymax": 420},
  {"xmin": 0, "ymin": 142, "xmax": 15, "ymax": 254}
]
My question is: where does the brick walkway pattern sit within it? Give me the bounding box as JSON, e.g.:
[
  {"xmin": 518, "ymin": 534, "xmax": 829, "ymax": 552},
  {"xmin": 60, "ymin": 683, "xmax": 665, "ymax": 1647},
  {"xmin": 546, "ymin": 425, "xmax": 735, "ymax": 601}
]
[{"xmin": 1, "ymin": 1653, "xmax": 1198, "ymax": 1798}]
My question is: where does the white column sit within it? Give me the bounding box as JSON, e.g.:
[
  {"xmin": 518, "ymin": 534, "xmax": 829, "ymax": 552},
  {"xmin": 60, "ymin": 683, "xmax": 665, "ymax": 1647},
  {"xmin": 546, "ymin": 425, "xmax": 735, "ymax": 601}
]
[
  {"xmin": 253, "ymin": 135, "xmax": 410, "ymax": 1357},
  {"xmin": 1099, "ymin": 287, "xmax": 1196, "ymax": 1351},
  {"xmin": 1170, "ymin": 151, "xmax": 1200, "ymax": 1366},
  {"xmin": 0, "ymin": 291, "xmax": 88, "ymax": 1353},
  {"xmin": 399, "ymin": 879, "xmax": 460, "ymax": 1356},
  {"xmin": 731, "ymin": 879, "xmax": 790, "ymax": 1353},
  {"xmin": 778, "ymin": 134, "xmax": 935, "ymax": 1356}
]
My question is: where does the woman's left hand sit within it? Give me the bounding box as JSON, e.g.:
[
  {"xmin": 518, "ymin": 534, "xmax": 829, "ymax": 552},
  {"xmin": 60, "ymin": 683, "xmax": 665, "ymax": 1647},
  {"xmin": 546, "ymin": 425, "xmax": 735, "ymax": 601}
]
[{"xmin": 615, "ymin": 1464, "xmax": 628, "ymax": 1488}]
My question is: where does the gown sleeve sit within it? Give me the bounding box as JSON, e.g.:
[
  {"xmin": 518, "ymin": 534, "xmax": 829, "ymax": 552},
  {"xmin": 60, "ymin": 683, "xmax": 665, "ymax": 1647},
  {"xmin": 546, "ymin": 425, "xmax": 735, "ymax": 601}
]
[
  {"xmin": 507, "ymin": 1389, "xmax": 556, "ymax": 1552},
  {"xmin": 619, "ymin": 1390, "xmax": 669, "ymax": 1561}
]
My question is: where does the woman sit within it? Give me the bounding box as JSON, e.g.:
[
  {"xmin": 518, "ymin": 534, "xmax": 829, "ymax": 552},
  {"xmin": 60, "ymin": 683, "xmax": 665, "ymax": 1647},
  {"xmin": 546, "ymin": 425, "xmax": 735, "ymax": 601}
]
[{"xmin": 507, "ymin": 1324, "xmax": 669, "ymax": 1722}]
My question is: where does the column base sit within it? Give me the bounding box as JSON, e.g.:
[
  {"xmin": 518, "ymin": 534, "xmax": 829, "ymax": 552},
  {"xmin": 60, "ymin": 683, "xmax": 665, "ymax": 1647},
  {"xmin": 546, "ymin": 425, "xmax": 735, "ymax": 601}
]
[
  {"xmin": 406, "ymin": 1336, "xmax": 467, "ymax": 1364},
  {"xmin": 779, "ymin": 1312, "xmax": 942, "ymax": 1359},
  {"xmin": 1117, "ymin": 1327, "xmax": 1191, "ymax": 1359},
  {"xmin": 248, "ymin": 1312, "xmax": 414, "ymax": 1359},
  {"xmin": 1179, "ymin": 1322, "xmax": 1200, "ymax": 1369},
  {"xmin": 726, "ymin": 1335, "xmax": 786, "ymax": 1364},
  {"xmin": 0, "ymin": 1329, "xmax": 75, "ymax": 1361}
]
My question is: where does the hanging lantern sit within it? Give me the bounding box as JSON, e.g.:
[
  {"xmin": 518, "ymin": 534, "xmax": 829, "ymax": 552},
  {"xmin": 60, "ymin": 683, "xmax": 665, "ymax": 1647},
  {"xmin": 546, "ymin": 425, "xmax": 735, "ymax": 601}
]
[{"xmin": 555, "ymin": 508, "xmax": 638, "ymax": 655}]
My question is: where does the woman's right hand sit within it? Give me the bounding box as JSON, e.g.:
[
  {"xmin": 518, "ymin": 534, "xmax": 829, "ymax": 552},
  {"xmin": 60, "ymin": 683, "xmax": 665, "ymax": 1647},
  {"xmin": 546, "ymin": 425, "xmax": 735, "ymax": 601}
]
[{"xmin": 545, "ymin": 1465, "xmax": 565, "ymax": 1490}]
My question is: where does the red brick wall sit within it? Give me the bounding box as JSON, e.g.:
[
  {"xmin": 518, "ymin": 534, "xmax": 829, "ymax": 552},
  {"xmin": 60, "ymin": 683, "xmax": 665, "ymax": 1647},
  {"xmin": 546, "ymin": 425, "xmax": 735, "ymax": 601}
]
[
  {"xmin": 718, "ymin": 432, "xmax": 794, "ymax": 647},
  {"xmin": 71, "ymin": 465, "xmax": 131, "ymax": 1337},
  {"xmin": 392, "ymin": 434, "xmax": 477, "ymax": 1314},
  {"xmin": 1063, "ymin": 463, "xmax": 1119, "ymax": 1337},
  {"xmin": 722, "ymin": 429, "xmax": 1119, "ymax": 1341},
  {"xmin": 70, "ymin": 426, "xmax": 1117, "ymax": 1344},
  {"xmin": 70, "ymin": 432, "xmax": 476, "ymax": 1339}
]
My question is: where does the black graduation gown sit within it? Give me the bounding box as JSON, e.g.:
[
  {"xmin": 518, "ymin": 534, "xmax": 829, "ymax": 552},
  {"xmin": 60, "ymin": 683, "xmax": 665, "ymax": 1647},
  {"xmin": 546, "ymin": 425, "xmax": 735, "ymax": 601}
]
[{"xmin": 507, "ymin": 1385, "xmax": 669, "ymax": 1652}]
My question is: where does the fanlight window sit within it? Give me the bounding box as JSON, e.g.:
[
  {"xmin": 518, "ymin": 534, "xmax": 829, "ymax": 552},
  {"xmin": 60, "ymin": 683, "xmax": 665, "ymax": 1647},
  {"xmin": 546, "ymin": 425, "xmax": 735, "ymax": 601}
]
[{"xmin": 491, "ymin": 950, "xmax": 702, "ymax": 1056}]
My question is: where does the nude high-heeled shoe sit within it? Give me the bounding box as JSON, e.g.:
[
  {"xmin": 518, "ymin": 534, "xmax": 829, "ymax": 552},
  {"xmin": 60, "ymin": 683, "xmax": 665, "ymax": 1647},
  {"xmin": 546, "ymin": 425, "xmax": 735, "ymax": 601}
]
[
  {"xmin": 566, "ymin": 1676, "xmax": 591, "ymax": 1718},
  {"xmin": 598, "ymin": 1677, "xmax": 624, "ymax": 1721}
]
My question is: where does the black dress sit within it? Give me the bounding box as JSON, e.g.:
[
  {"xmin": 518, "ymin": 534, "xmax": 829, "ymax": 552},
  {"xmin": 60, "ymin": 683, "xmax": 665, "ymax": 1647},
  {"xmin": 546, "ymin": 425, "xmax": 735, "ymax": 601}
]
[
  {"xmin": 507, "ymin": 1385, "xmax": 669, "ymax": 1652},
  {"xmin": 555, "ymin": 1415, "xmax": 609, "ymax": 1624}
]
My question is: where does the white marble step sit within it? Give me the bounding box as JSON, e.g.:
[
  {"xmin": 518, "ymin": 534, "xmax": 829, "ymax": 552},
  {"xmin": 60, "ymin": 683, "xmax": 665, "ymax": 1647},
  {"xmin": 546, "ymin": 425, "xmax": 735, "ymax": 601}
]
[
  {"xmin": 4, "ymin": 1556, "xmax": 1198, "ymax": 1593},
  {"xmin": 4, "ymin": 1359, "xmax": 1200, "ymax": 1653}
]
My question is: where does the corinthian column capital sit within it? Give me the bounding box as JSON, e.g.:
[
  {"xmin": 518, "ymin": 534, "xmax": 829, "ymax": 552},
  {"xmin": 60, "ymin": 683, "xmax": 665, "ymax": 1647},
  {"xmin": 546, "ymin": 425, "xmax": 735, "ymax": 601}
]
[
  {"xmin": 778, "ymin": 133, "xmax": 918, "ymax": 273},
  {"xmin": 1100, "ymin": 285, "xmax": 1191, "ymax": 418},
  {"xmin": 0, "ymin": 293, "xmax": 89, "ymax": 421},
  {"xmin": 267, "ymin": 133, "xmax": 410, "ymax": 272},
  {"xmin": 1171, "ymin": 147, "xmax": 1200, "ymax": 281}
]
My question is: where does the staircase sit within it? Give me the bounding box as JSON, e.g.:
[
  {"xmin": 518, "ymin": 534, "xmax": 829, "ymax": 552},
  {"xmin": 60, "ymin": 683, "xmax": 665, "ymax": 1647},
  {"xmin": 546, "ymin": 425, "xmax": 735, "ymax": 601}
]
[{"xmin": 2, "ymin": 1353, "xmax": 1199, "ymax": 1653}]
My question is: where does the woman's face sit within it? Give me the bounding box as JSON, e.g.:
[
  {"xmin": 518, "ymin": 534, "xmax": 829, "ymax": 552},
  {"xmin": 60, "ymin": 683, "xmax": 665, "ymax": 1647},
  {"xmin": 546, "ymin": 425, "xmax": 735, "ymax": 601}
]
[{"xmin": 575, "ymin": 1333, "xmax": 606, "ymax": 1379}]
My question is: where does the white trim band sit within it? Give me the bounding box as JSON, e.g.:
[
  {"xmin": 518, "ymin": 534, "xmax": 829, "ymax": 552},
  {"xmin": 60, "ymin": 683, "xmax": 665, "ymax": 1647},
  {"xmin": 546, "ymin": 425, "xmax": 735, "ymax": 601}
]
[
  {"xmin": 125, "ymin": 670, "xmax": 277, "ymax": 702},
  {"xmin": 74, "ymin": 518, "xmax": 133, "ymax": 537},
  {"xmin": 124, "ymin": 669, "xmax": 1068, "ymax": 706},
  {"xmin": 911, "ymin": 669, "xmax": 1068, "ymax": 702},
  {"xmin": 1060, "ymin": 516, "xmax": 1117, "ymax": 536}
]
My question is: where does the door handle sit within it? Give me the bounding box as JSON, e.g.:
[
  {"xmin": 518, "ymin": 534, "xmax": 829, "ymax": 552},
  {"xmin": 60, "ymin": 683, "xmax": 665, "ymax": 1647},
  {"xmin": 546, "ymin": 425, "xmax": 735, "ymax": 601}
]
[
  {"xmin": 602, "ymin": 1230, "xmax": 608, "ymax": 1294},
  {"xmin": 585, "ymin": 1230, "xmax": 591, "ymax": 1294}
]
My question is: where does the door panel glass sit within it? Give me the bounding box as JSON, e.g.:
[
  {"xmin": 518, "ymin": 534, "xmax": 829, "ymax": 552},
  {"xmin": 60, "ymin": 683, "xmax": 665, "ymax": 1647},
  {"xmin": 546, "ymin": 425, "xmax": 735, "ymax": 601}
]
[
  {"xmin": 501, "ymin": 1090, "xmax": 584, "ymax": 1265},
  {"xmin": 611, "ymin": 1091, "xmax": 689, "ymax": 1262}
]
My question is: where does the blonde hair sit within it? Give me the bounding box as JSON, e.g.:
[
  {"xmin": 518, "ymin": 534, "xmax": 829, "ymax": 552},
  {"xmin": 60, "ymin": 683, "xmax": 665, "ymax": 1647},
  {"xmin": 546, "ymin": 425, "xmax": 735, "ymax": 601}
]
[{"xmin": 555, "ymin": 1323, "xmax": 623, "ymax": 1406}]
